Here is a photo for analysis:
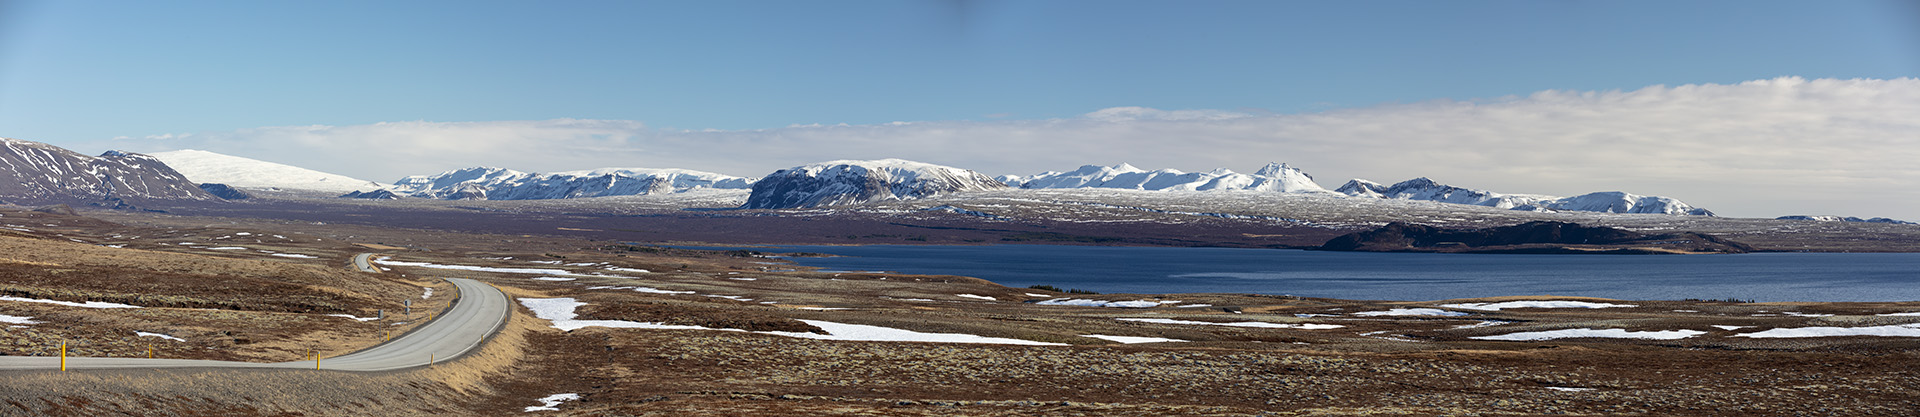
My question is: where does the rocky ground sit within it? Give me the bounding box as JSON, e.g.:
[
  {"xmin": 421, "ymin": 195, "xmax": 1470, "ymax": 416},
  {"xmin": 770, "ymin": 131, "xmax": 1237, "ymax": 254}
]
[{"xmin": 0, "ymin": 206, "xmax": 1913, "ymax": 416}]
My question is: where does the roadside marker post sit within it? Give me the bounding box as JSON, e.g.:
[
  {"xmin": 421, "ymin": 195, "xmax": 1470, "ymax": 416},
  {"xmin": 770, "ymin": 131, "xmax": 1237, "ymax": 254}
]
[{"xmin": 59, "ymin": 341, "xmax": 66, "ymax": 371}]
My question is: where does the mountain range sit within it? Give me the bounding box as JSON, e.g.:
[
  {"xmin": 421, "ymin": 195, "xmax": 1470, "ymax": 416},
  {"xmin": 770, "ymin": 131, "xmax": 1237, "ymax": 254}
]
[
  {"xmin": 388, "ymin": 167, "xmax": 752, "ymax": 200},
  {"xmin": 4, "ymin": 138, "xmax": 1898, "ymax": 221},
  {"xmin": 1003, "ymin": 162, "xmax": 1329, "ymax": 193},
  {"xmin": 1337, "ymin": 178, "xmax": 1714, "ymax": 216}
]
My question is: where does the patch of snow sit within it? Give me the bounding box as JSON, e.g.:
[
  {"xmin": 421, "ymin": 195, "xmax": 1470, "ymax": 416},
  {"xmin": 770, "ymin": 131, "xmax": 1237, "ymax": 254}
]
[
  {"xmin": 1878, "ymin": 312, "xmax": 1920, "ymax": 316},
  {"xmin": 0, "ymin": 295, "xmax": 140, "ymax": 309},
  {"xmin": 955, "ymin": 294, "xmax": 996, "ymax": 301},
  {"xmin": 375, "ymin": 257, "xmax": 578, "ymax": 275},
  {"xmin": 1733, "ymin": 324, "xmax": 1920, "ymax": 338},
  {"xmin": 531, "ymin": 277, "xmax": 576, "ymax": 281},
  {"xmin": 136, "ymin": 331, "xmax": 184, "ymax": 341},
  {"xmin": 1440, "ymin": 301, "xmax": 1636, "ymax": 311},
  {"xmin": 728, "ymin": 277, "xmax": 757, "ymax": 281},
  {"xmin": 1036, "ymin": 298, "xmax": 1162, "ymax": 308},
  {"xmin": 604, "ymin": 266, "xmax": 651, "ymax": 273},
  {"xmin": 1672, "ymin": 310, "xmax": 1699, "ymax": 313},
  {"xmin": 1470, "ymin": 328, "xmax": 1704, "ymax": 341},
  {"xmin": 1294, "ymin": 313, "xmax": 1338, "ymax": 318},
  {"xmin": 632, "ymin": 287, "xmax": 695, "ymax": 295},
  {"xmin": 1083, "ymin": 334, "xmax": 1187, "ymax": 344},
  {"xmin": 704, "ymin": 294, "xmax": 752, "ymax": 302},
  {"xmin": 1453, "ymin": 321, "xmax": 1511, "ymax": 329},
  {"xmin": 1782, "ymin": 312, "xmax": 1833, "ymax": 317},
  {"xmin": 327, "ymin": 314, "xmax": 378, "ymax": 322},
  {"xmin": 520, "ymin": 298, "xmax": 1063, "ymax": 345},
  {"xmin": 421, "ymin": 288, "xmax": 433, "ymax": 299},
  {"xmin": 767, "ymin": 320, "xmax": 1068, "ymax": 346},
  {"xmin": 1352, "ymin": 308, "xmax": 1470, "ymax": 317},
  {"xmin": 524, "ymin": 393, "xmax": 581, "ymax": 412},
  {"xmin": 0, "ymin": 314, "xmax": 38, "ymax": 325},
  {"xmin": 1117, "ymin": 318, "xmax": 1344, "ymax": 329},
  {"xmin": 206, "ymin": 246, "xmax": 249, "ymax": 250},
  {"xmin": 1711, "ymin": 325, "xmax": 1751, "ymax": 331},
  {"xmin": 1023, "ymin": 293, "xmax": 1049, "ymax": 297},
  {"xmin": 519, "ymin": 298, "xmax": 703, "ymax": 332}
]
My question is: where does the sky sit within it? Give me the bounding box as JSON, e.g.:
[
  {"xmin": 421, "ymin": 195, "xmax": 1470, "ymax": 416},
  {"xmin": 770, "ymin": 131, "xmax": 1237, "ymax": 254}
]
[{"xmin": 0, "ymin": 0, "xmax": 1916, "ymax": 219}]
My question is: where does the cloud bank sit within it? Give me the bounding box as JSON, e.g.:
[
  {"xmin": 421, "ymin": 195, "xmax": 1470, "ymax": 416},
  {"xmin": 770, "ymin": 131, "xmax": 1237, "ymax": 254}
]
[{"xmin": 99, "ymin": 77, "xmax": 1920, "ymax": 219}]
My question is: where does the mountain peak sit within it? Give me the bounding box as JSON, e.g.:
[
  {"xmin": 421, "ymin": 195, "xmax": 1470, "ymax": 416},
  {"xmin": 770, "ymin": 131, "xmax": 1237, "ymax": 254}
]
[
  {"xmin": 0, "ymin": 138, "xmax": 214, "ymax": 207},
  {"xmin": 743, "ymin": 159, "xmax": 1007, "ymax": 209}
]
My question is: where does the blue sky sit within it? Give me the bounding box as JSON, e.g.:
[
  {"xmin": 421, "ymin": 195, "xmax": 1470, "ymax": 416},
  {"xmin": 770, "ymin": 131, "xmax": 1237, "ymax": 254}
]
[
  {"xmin": 3, "ymin": 0, "xmax": 1913, "ymax": 137},
  {"xmin": 0, "ymin": 0, "xmax": 1917, "ymax": 218}
]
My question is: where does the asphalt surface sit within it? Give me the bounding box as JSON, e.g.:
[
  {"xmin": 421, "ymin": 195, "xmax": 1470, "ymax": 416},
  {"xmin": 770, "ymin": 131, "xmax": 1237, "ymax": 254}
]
[
  {"xmin": 0, "ymin": 277, "xmax": 508, "ymax": 371},
  {"xmin": 353, "ymin": 252, "xmax": 380, "ymax": 273}
]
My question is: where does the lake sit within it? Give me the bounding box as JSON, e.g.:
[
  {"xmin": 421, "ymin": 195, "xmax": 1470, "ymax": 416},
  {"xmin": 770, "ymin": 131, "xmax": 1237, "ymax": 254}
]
[{"xmin": 746, "ymin": 245, "xmax": 1920, "ymax": 302}]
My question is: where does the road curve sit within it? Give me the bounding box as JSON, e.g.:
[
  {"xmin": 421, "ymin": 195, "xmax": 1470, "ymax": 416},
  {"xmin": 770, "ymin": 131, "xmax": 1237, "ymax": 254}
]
[
  {"xmin": 0, "ymin": 278, "xmax": 508, "ymax": 371},
  {"xmin": 352, "ymin": 253, "xmax": 380, "ymax": 273}
]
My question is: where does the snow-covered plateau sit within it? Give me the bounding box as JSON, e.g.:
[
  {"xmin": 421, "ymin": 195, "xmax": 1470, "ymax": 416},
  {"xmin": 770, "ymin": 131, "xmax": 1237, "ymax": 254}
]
[{"xmin": 148, "ymin": 149, "xmax": 387, "ymax": 194}]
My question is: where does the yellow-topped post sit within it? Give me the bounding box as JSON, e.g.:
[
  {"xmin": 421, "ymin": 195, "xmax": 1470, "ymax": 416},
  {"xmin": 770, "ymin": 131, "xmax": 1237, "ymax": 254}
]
[{"xmin": 59, "ymin": 341, "xmax": 67, "ymax": 371}]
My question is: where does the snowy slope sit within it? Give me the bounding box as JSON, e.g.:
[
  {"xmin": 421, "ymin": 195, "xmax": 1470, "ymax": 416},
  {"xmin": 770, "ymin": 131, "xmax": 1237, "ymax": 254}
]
[
  {"xmin": 149, "ymin": 149, "xmax": 386, "ymax": 193},
  {"xmin": 1777, "ymin": 215, "xmax": 1914, "ymax": 225},
  {"xmin": 391, "ymin": 166, "xmax": 753, "ymax": 200},
  {"xmin": 0, "ymin": 138, "xmax": 214, "ymax": 206},
  {"xmin": 743, "ymin": 159, "xmax": 1007, "ymax": 209},
  {"xmin": 1339, "ymin": 177, "xmax": 1713, "ymax": 216},
  {"xmin": 1011, "ymin": 162, "xmax": 1330, "ymax": 193}
]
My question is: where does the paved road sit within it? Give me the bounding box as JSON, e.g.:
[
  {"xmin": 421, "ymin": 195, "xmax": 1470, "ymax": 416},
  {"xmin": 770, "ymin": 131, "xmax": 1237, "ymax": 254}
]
[
  {"xmin": 0, "ymin": 277, "xmax": 508, "ymax": 371},
  {"xmin": 352, "ymin": 253, "xmax": 380, "ymax": 273}
]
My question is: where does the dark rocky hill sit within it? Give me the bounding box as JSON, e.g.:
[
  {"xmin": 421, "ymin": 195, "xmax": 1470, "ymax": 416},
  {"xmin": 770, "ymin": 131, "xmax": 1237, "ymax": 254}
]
[
  {"xmin": 1317, "ymin": 221, "xmax": 1755, "ymax": 254},
  {"xmin": 743, "ymin": 159, "xmax": 1007, "ymax": 209},
  {"xmin": 0, "ymin": 138, "xmax": 215, "ymax": 208}
]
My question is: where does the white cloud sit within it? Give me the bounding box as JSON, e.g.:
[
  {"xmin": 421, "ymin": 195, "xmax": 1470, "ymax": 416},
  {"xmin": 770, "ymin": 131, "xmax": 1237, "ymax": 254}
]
[{"xmin": 94, "ymin": 77, "xmax": 1920, "ymax": 219}]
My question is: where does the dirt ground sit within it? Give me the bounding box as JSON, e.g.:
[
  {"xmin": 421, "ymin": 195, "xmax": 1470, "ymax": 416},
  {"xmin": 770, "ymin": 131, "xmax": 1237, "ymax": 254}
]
[{"xmin": 0, "ymin": 207, "xmax": 1914, "ymax": 416}]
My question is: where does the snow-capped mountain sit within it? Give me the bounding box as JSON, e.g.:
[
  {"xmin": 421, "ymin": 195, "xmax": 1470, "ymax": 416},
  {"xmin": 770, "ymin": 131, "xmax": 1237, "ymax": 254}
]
[
  {"xmin": 1007, "ymin": 162, "xmax": 1330, "ymax": 193},
  {"xmin": 1777, "ymin": 215, "xmax": 1914, "ymax": 225},
  {"xmin": 0, "ymin": 138, "xmax": 214, "ymax": 207},
  {"xmin": 743, "ymin": 159, "xmax": 1007, "ymax": 209},
  {"xmin": 148, "ymin": 149, "xmax": 387, "ymax": 194},
  {"xmin": 390, "ymin": 166, "xmax": 753, "ymax": 200},
  {"xmin": 1338, "ymin": 177, "xmax": 1713, "ymax": 216},
  {"xmin": 1336, "ymin": 178, "xmax": 1547, "ymax": 208}
]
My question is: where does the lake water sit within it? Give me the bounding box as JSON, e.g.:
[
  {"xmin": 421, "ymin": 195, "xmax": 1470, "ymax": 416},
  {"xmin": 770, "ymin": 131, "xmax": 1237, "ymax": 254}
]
[{"xmin": 747, "ymin": 245, "xmax": 1920, "ymax": 302}]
